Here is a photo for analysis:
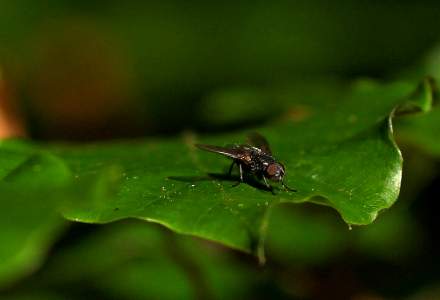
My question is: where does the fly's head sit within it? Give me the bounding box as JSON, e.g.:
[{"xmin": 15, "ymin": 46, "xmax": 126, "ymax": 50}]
[{"xmin": 265, "ymin": 162, "xmax": 285, "ymax": 182}]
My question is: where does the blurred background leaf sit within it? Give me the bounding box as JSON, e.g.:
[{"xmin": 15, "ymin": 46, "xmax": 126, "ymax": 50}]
[
  {"xmin": 0, "ymin": 147, "xmax": 68, "ymax": 288},
  {"xmin": 1, "ymin": 0, "xmax": 440, "ymax": 138}
]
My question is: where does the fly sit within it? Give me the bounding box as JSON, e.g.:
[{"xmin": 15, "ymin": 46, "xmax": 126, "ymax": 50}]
[{"xmin": 196, "ymin": 132, "xmax": 296, "ymax": 192}]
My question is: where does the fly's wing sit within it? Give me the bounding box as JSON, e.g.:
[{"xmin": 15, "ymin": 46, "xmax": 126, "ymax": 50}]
[
  {"xmin": 195, "ymin": 144, "xmax": 246, "ymax": 159},
  {"xmin": 247, "ymin": 132, "xmax": 272, "ymax": 155}
]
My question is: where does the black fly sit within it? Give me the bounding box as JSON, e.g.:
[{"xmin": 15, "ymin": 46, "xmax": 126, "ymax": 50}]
[{"xmin": 196, "ymin": 132, "xmax": 296, "ymax": 192}]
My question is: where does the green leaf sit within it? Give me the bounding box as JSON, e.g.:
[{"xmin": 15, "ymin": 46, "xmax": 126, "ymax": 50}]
[
  {"xmin": 0, "ymin": 142, "xmax": 120, "ymax": 288},
  {"xmin": 0, "ymin": 78, "xmax": 434, "ymax": 262},
  {"xmin": 0, "ymin": 147, "xmax": 68, "ymax": 288},
  {"xmin": 266, "ymin": 204, "xmax": 348, "ymax": 265},
  {"xmin": 394, "ymin": 45, "xmax": 440, "ymax": 157},
  {"xmin": 266, "ymin": 201, "xmax": 425, "ymax": 266},
  {"xmin": 30, "ymin": 222, "xmax": 258, "ymax": 300},
  {"xmin": 396, "ymin": 104, "xmax": 440, "ymax": 156}
]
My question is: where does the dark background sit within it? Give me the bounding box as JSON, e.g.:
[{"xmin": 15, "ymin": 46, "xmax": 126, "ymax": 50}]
[
  {"xmin": 2, "ymin": 0, "xmax": 440, "ymax": 139},
  {"xmin": 0, "ymin": 1, "xmax": 439, "ymax": 299}
]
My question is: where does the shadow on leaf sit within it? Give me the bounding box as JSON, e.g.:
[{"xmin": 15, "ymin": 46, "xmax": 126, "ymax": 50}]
[{"xmin": 168, "ymin": 173, "xmax": 274, "ymax": 193}]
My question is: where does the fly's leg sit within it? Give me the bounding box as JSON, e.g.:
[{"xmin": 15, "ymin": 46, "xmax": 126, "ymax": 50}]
[
  {"xmin": 282, "ymin": 180, "xmax": 297, "ymax": 192},
  {"xmin": 262, "ymin": 175, "xmax": 275, "ymax": 194},
  {"xmin": 232, "ymin": 163, "xmax": 243, "ymax": 187},
  {"xmin": 262, "ymin": 175, "xmax": 271, "ymax": 189}
]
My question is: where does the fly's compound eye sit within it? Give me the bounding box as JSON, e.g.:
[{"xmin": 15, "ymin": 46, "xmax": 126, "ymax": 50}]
[{"xmin": 266, "ymin": 163, "xmax": 284, "ymax": 181}]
